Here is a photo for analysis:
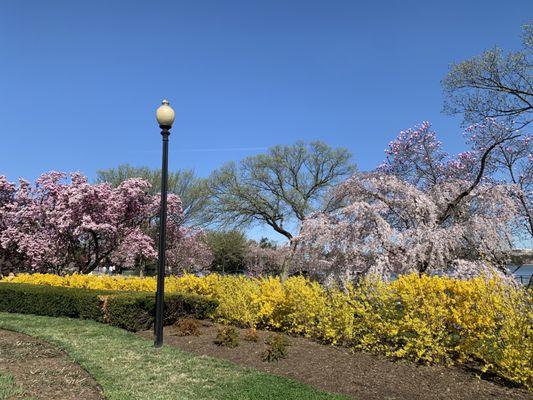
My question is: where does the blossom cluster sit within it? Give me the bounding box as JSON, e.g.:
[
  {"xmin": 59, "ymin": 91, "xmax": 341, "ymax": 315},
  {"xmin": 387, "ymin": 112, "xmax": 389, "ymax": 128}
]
[
  {"xmin": 298, "ymin": 120, "xmax": 530, "ymax": 282},
  {"xmin": 298, "ymin": 173, "xmax": 518, "ymax": 280},
  {"xmin": 0, "ymin": 172, "xmax": 212, "ymax": 274}
]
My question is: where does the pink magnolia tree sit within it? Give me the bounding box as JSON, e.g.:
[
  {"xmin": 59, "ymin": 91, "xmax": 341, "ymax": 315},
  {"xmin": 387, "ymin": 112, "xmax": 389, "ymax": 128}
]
[
  {"xmin": 0, "ymin": 176, "xmax": 24, "ymax": 274},
  {"xmin": 464, "ymin": 121, "xmax": 532, "ymax": 238},
  {"xmin": 0, "ymin": 172, "xmax": 212, "ymax": 275},
  {"xmin": 244, "ymin": 241, "xmax": 289, "ymax": 277},
  {"xmin": 379, "ymin": 120, "xmax": 531, "ymax": 239},
  {"xmin": 298, "ymin": 121, "xmax": 526, "ymax": 282},
  {"xmin": 165, "ymin": 226, "xmax": 213, "ymax": 275}
]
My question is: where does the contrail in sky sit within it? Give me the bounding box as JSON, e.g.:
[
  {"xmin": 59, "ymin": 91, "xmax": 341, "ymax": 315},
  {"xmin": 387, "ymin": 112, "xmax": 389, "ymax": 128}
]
[
  {"xmin": 132, "ymin": 147, "xmax": 267, "ymax": 153},
  {"xmin": 176, "ymin": 146, "xmax": 267, "ymax": 152}
]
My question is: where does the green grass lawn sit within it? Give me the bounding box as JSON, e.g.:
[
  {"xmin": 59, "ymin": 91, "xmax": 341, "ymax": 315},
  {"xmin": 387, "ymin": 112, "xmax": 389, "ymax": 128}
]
[
  {"xmin": 0, "ymin": 313, "xmax": 347, "ymax": 400},
  {"xmin": 0, "ymin": 372, "xmax": 24, "ymax": 399}
]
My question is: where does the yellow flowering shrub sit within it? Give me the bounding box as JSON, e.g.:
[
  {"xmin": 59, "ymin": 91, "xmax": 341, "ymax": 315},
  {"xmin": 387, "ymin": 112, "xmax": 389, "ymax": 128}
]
[
  {"xmin": 316, "ymin": 284, "xmax": 357, "ymax": 345},
  {"xmin": 274, "ymin": 276, "xmax": 327, "ymax": 337},
  {"xmin": 2, "ymin": 272, "xmax": 531, "ymax": 387},
  {"xmin": 253, "ymin": 276, "xmax": 285, "ymax": 328},
  {"xmin": 350, "ymin": 274, "xmax": 532, "ymax": 387},
  {"xmin": 3, "ymin": 273, "xmax": 159, "ymax": 292}
]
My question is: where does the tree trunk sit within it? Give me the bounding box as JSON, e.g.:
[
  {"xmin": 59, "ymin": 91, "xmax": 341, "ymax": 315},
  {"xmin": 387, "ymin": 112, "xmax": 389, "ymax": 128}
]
[{"xmin": 280, "ymin": 239, "xmax": 298, "ymax": 281}]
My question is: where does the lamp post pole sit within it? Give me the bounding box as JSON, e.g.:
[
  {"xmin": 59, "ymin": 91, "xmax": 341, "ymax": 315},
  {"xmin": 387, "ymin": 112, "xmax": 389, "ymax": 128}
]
[{"xmin": 154, "ymin": 99, "xmax": 175, "ymax": 348}]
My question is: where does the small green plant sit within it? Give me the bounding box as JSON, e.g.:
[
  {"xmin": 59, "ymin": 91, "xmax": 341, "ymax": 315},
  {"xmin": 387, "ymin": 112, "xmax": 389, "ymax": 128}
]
[
  {"xmin": 262, "ymin": 333, "xmax": 290, "ymax": 362},
  {"xmin": 214, "ymin": 326, "xmax": 239, "ymax": 348},
  {"xmin": 243, "ymin": 327, "xmax": 259, "ymax": 342},
  {"xmin": 174, "ymin": 317, "xmax": 201, "ymax": 336}
]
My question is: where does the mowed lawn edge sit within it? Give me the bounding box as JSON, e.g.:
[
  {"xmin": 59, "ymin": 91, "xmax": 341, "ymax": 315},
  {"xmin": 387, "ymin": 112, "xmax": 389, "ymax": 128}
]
[{"xmin": 0, "ymin": 313, "xmax": 348, "ymax": 400}]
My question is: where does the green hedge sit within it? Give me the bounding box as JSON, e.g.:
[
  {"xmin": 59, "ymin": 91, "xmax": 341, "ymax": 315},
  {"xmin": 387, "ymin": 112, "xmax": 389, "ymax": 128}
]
[
  {"xmin": 0, "ymin": 283, "xmax": 218, "ymax": 332},
  {"xmin": 102, "ymin": 291, "xmax": 219, "ymax": 331}
]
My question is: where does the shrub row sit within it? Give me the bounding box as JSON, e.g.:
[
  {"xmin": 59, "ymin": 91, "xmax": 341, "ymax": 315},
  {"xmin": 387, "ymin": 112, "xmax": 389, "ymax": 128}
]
[
  {"xmin": 2, "ymin": 273, "xmax": 532, "ymax": 388},
  {"xmin": 0, "ymin": 282, "xmax": 218, "ymax": 332}
]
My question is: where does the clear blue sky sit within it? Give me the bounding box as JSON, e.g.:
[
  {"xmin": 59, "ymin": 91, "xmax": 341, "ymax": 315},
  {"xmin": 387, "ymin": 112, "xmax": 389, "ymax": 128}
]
[{"xmin": 1, "ymin": 0, "xmax": 531, "ymax": 184}]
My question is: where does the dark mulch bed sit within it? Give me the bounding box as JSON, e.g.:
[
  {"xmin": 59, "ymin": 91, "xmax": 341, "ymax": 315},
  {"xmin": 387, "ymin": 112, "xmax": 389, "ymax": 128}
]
[
  {"xmin": 0, "ymin": 329, "xmax": 104, "ymax": 400},
  {"xmin": 140, "ymin": 320, "xmax": 531, "ymax": 400}
]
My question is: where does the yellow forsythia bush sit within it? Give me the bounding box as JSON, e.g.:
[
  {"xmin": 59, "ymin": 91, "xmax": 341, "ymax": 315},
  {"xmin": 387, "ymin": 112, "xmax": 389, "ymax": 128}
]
[{"xmin": 2, "ymin": 272, "xmax": 531, "ymax": 387}]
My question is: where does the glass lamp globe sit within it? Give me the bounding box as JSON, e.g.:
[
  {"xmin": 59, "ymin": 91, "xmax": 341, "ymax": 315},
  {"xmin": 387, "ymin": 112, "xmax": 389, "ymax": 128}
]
[{"xmin": 156, "ymin": 99, "xmax": 175, "ymax": 128}]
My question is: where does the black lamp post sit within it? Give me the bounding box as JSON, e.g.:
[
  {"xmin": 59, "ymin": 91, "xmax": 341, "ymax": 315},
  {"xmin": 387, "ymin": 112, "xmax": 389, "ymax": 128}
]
[{"xmin": 154, "ymin": 99, "xmax": 175, "ymax": 348}]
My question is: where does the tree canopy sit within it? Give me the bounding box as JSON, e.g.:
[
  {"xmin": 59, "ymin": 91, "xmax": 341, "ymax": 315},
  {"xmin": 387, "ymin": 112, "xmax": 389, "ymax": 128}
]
[
  {"xmin": 299, "ymin": 122, "xmax": 522, "ymax": 283},
  {"xmin": 207, "ymin": 141, "xmax": 356, "ymax": 242},
  {"xmin": 205, "ymin": 230, "xmax": 248, "ymax": 274},
  {"xmin": 96, "ymin": 164, "xmax": 210, "ymax": 227},
  {"xmin": 0, "ymin": 172, "xmax": 212, "ymax": 276},
  {"xmin": 442, "ymin": 23, "xmax": 532, "ymax": 129}
]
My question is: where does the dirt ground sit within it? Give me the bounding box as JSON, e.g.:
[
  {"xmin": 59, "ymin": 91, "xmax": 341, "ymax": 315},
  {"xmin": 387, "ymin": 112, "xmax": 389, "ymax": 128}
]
[
  {"xmin": 140, "ymin": 320, "xmax": 532, "ymax": 400},
  {"xmin": 0, "ymin": 329, "xmax": 104, "ymax": 400}
]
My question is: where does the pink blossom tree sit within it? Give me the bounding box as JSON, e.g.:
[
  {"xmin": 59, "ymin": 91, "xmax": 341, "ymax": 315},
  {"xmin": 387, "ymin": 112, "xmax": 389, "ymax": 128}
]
[
  {"xmin": 244, "ymin": 241, "xmax": 289, "ymax": 277},
  {"xmin": 298, "ymin": 174, "xmax": 517, "ymax": 281},
  {"xmin": 0, "ymin": 172, "xmax": 162, "ymax": 274},
  {"xmin": 378, "ymin": 120, "xmax": 531, "ymax": 239},
  {"xmin": 165, "ymin": 226, "xmax": 213, "ymax": 275},
  {"xmin": 298, "ymin": 121, "xmax": 525, "ymax": 282},
  {"xmin": 0, "ymin": 176, "xmax": 23, "ymax": 275},
  {"xmin": 0, "ymin": 172, "xmax": 212, "ymax": 275},
  {"xmin": 464, "ymin": 121, "xmax": 532, "ymax": 238}
]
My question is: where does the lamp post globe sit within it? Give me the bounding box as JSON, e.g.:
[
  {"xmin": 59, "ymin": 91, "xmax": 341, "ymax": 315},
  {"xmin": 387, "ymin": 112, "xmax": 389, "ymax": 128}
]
[
  {"xmin": 154, "ymin": 99, "xmax": 174, "ymax": 348},
  {"xmin": 156, "ymin": 99, "xmax": 175, "ymax": 128}
]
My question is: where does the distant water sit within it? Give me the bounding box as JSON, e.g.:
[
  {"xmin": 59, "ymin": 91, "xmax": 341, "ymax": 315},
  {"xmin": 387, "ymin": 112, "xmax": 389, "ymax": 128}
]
[{"xmin": 509, "ymin": 264, "xmax": 532, "ymax": 285}]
